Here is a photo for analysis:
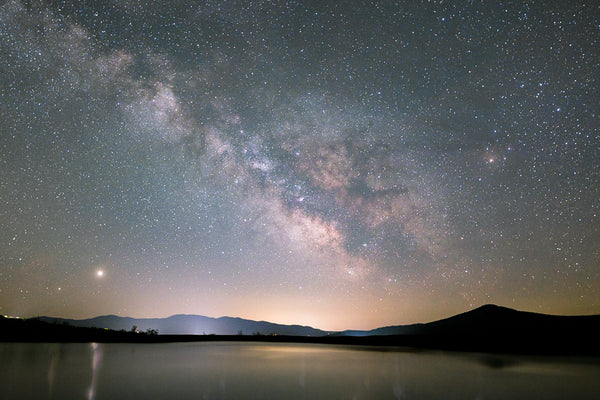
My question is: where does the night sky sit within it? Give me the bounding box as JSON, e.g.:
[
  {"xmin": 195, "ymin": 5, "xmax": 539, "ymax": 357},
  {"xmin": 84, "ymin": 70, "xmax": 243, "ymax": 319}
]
[{"xmin": 1, "ymin": 0, "xmax": 599, "ymax": 330}]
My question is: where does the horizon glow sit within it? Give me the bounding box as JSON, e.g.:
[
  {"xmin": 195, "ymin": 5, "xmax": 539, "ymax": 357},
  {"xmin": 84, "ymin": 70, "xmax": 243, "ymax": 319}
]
[{"xmin": 0, "ymin": 0, "xmax": 599, "ymax": 331}]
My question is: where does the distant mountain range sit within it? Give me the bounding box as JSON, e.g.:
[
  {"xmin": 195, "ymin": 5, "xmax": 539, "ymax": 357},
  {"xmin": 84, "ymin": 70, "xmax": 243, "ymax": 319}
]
[
  {"xmin": 5, "ymin": 304, "xmax": 600, "ymax": 354},
  {"xmin": 38, "ymin": 314, "xmax": 329, "ymax": 336},
  {"xmin": 38, "ymin": 304, "xmax": 600, "ymax": 340}
]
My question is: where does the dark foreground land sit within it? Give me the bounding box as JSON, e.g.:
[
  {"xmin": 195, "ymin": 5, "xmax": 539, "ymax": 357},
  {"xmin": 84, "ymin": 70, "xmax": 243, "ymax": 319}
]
[{"xmin": 2, "ymin": 305, "xmax": 600, "ymax": 357}]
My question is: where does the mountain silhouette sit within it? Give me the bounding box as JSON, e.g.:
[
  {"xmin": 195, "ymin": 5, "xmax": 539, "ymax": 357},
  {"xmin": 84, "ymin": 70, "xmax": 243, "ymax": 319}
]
[
  {"xmin": 37, "ymin": 304, "xmax": 600, "ymax": 339},
  {"xmin": 339, "ymin": 304, "xmax": 600, "ymax": 338},
  {"xmin": 8, "ymin": 304, "xmax": 599, "ymax": 355},
  {"xmin": 38, "ymin": 314, "xmax": 329, "ymax": 336},
  {"xmin": 334, "ymin": 304, "xmax": 600, "ymax": 354}
]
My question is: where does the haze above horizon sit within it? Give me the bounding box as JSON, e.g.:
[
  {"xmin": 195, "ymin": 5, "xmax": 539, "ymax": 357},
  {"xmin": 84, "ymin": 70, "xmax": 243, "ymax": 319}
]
[{"xmin": 1, "ymin": 0, "xmax": 599, "ymax": 331}]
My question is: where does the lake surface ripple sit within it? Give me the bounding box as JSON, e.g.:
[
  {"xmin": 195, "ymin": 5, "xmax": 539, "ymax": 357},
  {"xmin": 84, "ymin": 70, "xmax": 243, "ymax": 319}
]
[{"xmin": 1, "ymin": 342, "xmax": 599, "ymax": 399}]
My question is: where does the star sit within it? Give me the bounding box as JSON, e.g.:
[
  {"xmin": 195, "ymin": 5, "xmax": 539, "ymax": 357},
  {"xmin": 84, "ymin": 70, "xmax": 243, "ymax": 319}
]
[{"xmin": 0, "ymin": 0, "xmax": 598, "ymax": 330}]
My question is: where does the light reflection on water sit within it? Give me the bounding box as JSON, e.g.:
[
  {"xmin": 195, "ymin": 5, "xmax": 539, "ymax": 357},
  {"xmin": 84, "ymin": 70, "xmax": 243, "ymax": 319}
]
[
  {"xmin": 1, "ymin": 342, "xmax": 599, "ymax": 399},
  {"xmin": 88, "ymin": 343, "xmax": 102, "ymax": 400}
]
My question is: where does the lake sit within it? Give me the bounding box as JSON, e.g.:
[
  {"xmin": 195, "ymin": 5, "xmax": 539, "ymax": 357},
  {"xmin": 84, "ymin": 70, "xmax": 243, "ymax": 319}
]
[{"xmin": 1, "ymin": 342, "xmax": 599, "ymax": 399}]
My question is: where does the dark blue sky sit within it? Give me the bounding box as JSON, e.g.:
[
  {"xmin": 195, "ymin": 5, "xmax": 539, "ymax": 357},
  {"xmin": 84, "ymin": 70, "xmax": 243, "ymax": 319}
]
[{"xmin": 1, "ymin": 0, "xmax": 598, "ymax": 329}]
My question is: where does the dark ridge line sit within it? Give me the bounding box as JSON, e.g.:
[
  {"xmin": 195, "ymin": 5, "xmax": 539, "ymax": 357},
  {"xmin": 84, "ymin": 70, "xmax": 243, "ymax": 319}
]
[{"xmin": 2, "ymin": 304, "xmax": 600, "ymax": 356}]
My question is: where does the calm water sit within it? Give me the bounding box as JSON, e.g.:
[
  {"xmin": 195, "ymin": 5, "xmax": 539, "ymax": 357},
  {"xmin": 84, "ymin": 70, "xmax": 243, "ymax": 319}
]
[{"xmin": 1, "ymin": 342, "xmax": 599, "ymax": 399}]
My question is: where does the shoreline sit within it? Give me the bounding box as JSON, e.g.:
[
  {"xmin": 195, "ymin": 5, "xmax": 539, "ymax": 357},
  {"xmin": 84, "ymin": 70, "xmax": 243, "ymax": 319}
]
[{"xmin": 3, "ymin": 313, "xmax": 599, "ymax": 357}]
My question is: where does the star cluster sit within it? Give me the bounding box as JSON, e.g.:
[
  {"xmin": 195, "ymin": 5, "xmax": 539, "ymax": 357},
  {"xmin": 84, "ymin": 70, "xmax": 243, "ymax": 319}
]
[{"xmin": 1, "ymin": 0, "xmax": 599, "ymax": 330}]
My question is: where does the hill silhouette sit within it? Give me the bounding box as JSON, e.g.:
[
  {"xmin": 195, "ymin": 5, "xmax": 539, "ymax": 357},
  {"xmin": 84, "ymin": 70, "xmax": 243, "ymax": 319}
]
[
  {"xmin": 4, "ymin": 305, "xmax": 600, "ymax": 355},
  {"xmin": 37, "ymin": 314, "xmax": 329, "ymax": 336},
  {"xmin": 0, "ymin": 315, "xmax": 154, "ymax": 342},
  {"xmin": 340, "ymin": 304, "xmax": 600, "ymax": 337},
  {"xmin": 335, "ymin": 304, "xmax": 600, "ymax": 354}
]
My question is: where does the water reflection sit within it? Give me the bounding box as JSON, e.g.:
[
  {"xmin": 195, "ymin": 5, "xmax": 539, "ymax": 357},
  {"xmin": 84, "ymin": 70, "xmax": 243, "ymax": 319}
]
[
  {"xmin": 46, "ymin": 344, "xmax": 60, "ymax": 397},
  {"xmin": 0, "ymin": 342, "xmax": 599, "ymax": 399},
  {"xmin": 88, "ymin": 343, "xmax": 103, "ymax": 400}
]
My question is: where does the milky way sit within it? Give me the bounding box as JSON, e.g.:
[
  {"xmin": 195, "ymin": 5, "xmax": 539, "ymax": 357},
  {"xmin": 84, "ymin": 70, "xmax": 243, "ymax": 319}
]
[{"xmin": 1, "ymin": 1, "xmax": 599, "ymax": 329}]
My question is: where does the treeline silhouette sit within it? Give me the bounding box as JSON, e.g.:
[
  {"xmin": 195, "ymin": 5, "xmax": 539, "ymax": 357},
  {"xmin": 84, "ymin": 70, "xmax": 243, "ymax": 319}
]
[
  {"xmin": 0, "ymin": 316, "xmax": 158, "ymax": 343},
  {"xmin": 3, "ymin": 305, "xmax": 600, "ymax": 356}
]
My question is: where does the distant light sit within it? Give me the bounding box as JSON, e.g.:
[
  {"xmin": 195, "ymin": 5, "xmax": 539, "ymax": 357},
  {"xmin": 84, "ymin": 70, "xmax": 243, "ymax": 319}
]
[{"xmin": 96, "ymin": 270, "xmax": 104, "ymax": 278}]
